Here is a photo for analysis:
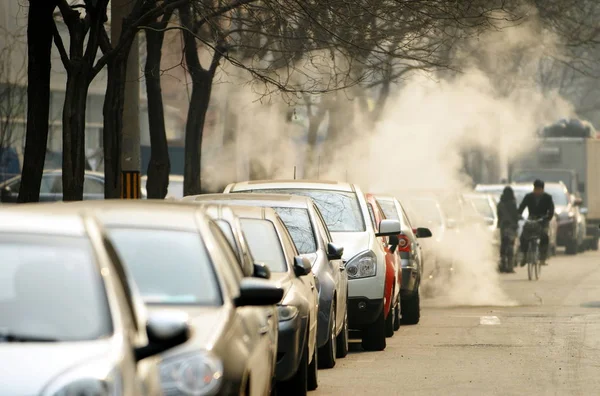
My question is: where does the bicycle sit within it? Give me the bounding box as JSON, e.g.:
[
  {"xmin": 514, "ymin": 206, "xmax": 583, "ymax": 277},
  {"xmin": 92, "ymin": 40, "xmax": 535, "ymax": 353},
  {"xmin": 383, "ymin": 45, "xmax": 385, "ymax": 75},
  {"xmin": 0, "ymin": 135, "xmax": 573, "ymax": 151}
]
[{"xmin": 522, "ymin": 218, "xmax": 544, "ymax": 281}]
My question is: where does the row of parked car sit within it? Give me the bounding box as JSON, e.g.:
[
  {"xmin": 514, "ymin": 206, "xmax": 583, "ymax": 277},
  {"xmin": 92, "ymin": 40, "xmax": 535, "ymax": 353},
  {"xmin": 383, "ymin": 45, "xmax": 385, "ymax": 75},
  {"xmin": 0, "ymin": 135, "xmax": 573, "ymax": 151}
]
[{"xmin": 1, "ymin": 178, "xmax": 439, "ymax": 395}]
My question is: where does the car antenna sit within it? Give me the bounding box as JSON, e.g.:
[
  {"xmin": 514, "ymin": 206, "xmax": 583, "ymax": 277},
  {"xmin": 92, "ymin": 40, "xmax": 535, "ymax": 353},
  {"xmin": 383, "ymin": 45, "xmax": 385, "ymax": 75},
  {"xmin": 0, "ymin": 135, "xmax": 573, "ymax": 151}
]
[
  {"xmin": 317, "ymin": 156, "xmax": 321, "ymax": 180},
  {"xmin": 293, "ymin": 166, "xmax": 297, "ymax": 180}
]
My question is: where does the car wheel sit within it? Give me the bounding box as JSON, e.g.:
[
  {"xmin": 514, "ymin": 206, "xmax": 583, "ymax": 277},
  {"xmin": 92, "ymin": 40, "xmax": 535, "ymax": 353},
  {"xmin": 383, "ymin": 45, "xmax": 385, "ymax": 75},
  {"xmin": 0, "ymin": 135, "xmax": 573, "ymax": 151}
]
[
  {"xmin": 393, "ymin": 295, "xmax": 401, "ymax": 331},
  {"xmin": 566, "ymin": 238, "xmax": 578, "ymax": 255},
  {"xmin": 361, "ymin": 309, "xmax": 386, "ymax": 351},
  {"xmin": 276, "ymin": 334, "xmax": 308, "ymax": 396},
  {"xmin": 307, "ymin": 338, "xmax": 318, "ymax": 391},
  {"xmin": 401, "ymin": 290, "xmax": 421, "ymax": 325},
  {"xmin": 318, "ymin": 304, "xmax": 336, "ymax": 369},
  {"xmin": 336, "ymin": 307, "xmax": 349, "ymax": 358}
]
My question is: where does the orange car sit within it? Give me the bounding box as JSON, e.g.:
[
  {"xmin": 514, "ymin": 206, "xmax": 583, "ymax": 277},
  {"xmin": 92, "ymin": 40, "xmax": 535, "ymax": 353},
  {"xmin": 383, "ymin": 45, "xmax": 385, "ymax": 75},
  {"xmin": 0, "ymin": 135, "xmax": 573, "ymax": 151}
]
[{"xmin": 365, "ymin": 193, "xmax": 402, "ymax": 335}]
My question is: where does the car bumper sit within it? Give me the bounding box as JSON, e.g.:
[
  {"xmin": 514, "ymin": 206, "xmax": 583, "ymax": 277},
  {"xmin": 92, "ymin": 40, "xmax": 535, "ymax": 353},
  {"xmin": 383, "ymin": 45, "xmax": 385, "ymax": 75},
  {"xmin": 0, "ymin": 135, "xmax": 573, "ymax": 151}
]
[
  {"xmin": 347, "ymin": 297, "xmax": 384, "ymax": 330},
  {"xmin": 275, "ymin": 315, "xmax": 307, "ymax": 381}
]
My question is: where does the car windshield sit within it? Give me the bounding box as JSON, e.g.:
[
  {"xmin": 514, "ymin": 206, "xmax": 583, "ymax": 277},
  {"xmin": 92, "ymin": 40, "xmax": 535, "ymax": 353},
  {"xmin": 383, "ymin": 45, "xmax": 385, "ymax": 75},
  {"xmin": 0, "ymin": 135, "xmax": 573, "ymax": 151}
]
[
  {"xmin": 513, "ymin": 186, "xmax": 568, "ymax": 206},
  {"xmin": 273, "ymin": 207, "xmax": 317, "ymax": 254},
  {"xmin": 248, "ymin": 189, "xmax": 365, "ymax": 232},
  {"xmin": 107, "ymin": 228, "xmax": 222, "ymax": 305},
  {"xmin": 406, "ymin": 199, "xmax": 443, "ymax": 226},
  {"xmin": 0, "ymin": 234, "xmax": 113, "ymax": 342},
  {"xmin": 239, "ymin": 218, "xmax": 288, "ymax": 272},
  {"xmin": 468, "ymin": 197, "xmax": 494, "ymax": 219}
]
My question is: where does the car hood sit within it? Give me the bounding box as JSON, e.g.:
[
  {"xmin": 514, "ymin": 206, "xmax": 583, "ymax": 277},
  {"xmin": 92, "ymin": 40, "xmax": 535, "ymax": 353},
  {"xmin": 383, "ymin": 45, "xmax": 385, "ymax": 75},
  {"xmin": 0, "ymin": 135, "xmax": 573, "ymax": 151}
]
[
  {"xmin": 331, "ymin": 231, "xmax": 371, "ymax": 261},
  {"xmin": 149, "ymin": 305, "xmax": 228, "ymax": 352},
  {"xmin": 0, "ymin": 339, "xmax": 114, "ymax": 395}
]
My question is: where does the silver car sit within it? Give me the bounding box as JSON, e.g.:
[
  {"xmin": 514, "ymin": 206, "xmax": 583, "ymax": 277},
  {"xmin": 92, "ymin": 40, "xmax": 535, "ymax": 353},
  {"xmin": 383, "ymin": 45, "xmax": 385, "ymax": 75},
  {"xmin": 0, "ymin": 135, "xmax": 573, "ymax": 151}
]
[
  {"xmin": 184, "ymin": 193, "xmax": 350, "ymax": 368},
  {"xmin": 63, "ymin": 200, "xmax": 284, "ymax": 396},
  {"xmin": 0, "ymin": 205, "xmax": 190, "ymax": 395}
]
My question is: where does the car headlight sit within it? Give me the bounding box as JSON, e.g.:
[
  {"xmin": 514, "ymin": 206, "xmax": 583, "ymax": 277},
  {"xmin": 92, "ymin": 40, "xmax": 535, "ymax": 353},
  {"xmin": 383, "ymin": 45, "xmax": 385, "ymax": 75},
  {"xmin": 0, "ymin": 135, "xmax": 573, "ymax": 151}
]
[
  {"xmin": 277, "ymin": 305, "xmax": 299, "ymax": 321},
  {"xmin": 160, "ymin": 352, "xmax": 223, "ymax": 396},
  {"xmin": 43, "ymin": 364, "xmax": 122, "ymax": 396},
  {"xmin": 345, "ymin": 251, "xmax": 377, "ymax": 279}
]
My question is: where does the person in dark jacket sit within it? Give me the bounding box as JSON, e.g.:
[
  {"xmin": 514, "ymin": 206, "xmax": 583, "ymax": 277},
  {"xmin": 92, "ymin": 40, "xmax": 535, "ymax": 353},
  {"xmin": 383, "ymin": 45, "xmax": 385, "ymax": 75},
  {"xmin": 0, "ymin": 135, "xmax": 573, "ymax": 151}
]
[
  {"xmin": 497, "ymin": 186, "xmax": 519, "ymax": 273},
  {"xmin": 518, "ymin": 179, "xmax": 555, "ymax": 265}
]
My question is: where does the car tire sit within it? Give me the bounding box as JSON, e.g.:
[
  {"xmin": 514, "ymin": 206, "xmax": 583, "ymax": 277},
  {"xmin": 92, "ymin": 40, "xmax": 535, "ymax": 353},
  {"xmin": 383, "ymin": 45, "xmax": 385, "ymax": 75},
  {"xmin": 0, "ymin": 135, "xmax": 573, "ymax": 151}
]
[
  {"xmin": 393, "ymin": 296, "xmax": 401, "ymax": 331},
  {"xmin": 276, "ymin": 334, "xmax": 308, "ymax": 396},
  {"xmin": 307, "ymin": 339, "xmax": 318, "ymax": 391},
  {"xmin": 318, "ymin": 304, "xmax": 336, "ymax": 369},
  {"xmin": 336, "ymin": 308, "xmax": 349, "ymax": 358},
  {"xmin": 566, "ymin": 238, "xmax": 578, "ymax": 255},
  {"xmin": 361, "ymin": 309, "xmax": 386, "ymax": 351},
  {"xmin": 401, "ymin": 290, "xmax": 421, "ymax": 325},
  {"xmin": 592, "ymin": 237, "xmax": 599, "ymax": 251},
  {"xmin": 385, "ymin": 300, "xmax": 395, "ymax": 337}
]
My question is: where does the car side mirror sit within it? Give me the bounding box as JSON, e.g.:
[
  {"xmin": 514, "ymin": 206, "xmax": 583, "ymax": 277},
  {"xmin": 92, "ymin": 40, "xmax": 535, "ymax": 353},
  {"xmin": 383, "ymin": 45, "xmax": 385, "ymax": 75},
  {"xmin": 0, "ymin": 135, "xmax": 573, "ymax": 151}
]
[
  {"xmin": 234, "ymin": 278, "xmax": 283, "ymax": 307},
  {"xmin": 326, "ymin": 242, "xmax": 344, "ymax": 260},
  {"xmin": 375, "ymin": 219, "xmax": 401, "ymax": 237},
  {"xmin": 253, "ymin": 262, "xmax": 271, "ymax": 280},
  {"xmin": 135, "ymin": 310, "xmax": 190, "ymax": 362},
  {"xmin": 574, "ymin": 197, "xmax": 583, "ymax": 206},
  {"xmin": 414, "ymin": 227, "xmax": 432, "ymax": 238},
  {"xmin": 293, "ymin": 256, "xmax": 312, "ymax": 277}
]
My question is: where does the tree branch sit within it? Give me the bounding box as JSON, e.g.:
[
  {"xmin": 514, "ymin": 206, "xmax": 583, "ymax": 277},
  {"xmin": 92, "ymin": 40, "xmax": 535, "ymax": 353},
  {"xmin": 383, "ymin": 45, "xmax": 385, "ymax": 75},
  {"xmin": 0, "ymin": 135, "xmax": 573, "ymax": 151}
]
[{"xmin": 52, "ymin": 20, "xmax": 71, "ymax": 70}]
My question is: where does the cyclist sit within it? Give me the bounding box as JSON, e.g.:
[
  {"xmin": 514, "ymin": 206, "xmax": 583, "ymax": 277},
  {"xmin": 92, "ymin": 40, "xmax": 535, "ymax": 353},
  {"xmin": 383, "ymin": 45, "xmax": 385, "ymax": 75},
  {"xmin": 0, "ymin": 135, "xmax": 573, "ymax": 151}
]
[
  {"xmin": 497, "ymin": 186, "xmax": 519, "ymax": 273},
  {"xmin": 518, "ymin": 179, "xmax": 555, "ymax": 266}
]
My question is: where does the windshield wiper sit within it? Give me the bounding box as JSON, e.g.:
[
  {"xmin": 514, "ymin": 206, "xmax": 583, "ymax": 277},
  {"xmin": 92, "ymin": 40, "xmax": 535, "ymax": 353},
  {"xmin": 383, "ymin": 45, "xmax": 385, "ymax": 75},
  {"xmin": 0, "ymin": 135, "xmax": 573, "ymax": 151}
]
[{"xmin": 0, "ymin": 332, "xmax": 59, "ymax": 342}]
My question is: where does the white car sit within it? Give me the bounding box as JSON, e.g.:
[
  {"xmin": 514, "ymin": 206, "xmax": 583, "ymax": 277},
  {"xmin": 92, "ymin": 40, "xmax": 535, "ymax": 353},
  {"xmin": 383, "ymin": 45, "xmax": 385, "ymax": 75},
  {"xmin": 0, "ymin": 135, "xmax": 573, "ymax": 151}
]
[{"xmin": 223, "ymin": 180, "xmax": 401, "ymax": 351}]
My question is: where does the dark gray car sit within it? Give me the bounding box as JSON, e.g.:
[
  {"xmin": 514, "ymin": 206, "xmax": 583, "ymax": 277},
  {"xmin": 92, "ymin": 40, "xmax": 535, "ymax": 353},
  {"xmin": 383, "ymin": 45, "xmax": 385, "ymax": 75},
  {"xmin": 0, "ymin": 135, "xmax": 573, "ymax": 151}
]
[{"xmin": 184, "ymin": 193, "xmax": 350, "ymax": 369}]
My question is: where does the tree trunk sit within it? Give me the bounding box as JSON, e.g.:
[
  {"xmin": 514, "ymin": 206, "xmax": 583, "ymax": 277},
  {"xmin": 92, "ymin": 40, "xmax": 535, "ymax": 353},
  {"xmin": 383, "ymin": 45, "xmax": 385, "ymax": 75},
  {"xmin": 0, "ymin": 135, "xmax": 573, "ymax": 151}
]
[
  {"xmin": 304, "ymin": 105, "xmax": 327, "ymax": 178},
  {"xmin": 62, "ymin": 62, "xmax": 90, "ymax": 201},
  {"xmin": 103, "ymin": 50, "xmax": 130, "ymax": 198},
  {"xmin": 18, "ymin": 0, "xmax": 56, "ymax": 203},
  {"xmin": 144, "ymin": 25, "xmax": 170, "ymax": 199},
  {"xmin": 184, "ymin": 73, "xmax": 212, "ymax": 196}
]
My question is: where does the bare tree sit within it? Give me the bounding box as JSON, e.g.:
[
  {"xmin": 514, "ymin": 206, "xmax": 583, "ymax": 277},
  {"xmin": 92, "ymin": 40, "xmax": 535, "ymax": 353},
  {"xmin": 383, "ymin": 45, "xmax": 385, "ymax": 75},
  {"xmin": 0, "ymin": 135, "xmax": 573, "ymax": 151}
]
[{"xmin": 19, "ymin": 0, "xmax": 57, "ymax": 203}]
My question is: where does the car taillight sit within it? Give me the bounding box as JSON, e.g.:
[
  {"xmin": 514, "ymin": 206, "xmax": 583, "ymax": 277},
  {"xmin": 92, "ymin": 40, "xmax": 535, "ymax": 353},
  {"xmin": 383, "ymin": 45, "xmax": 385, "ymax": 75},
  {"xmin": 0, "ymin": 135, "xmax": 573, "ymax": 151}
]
[{"xmin": 397, "ymin": 234, "xmax": 411, "ymax": 253}]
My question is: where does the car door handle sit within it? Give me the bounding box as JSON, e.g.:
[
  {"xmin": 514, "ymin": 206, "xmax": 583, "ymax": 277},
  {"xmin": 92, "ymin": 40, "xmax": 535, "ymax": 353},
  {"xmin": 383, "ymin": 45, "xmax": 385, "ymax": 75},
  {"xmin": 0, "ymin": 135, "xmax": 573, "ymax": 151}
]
[
  {"xmin": 266, "ymin": 310, "xmax": 274, "ymax": 319},
  {"xmin": 259, "ymin": 326, "xmax": 269, "ymax": 335}
]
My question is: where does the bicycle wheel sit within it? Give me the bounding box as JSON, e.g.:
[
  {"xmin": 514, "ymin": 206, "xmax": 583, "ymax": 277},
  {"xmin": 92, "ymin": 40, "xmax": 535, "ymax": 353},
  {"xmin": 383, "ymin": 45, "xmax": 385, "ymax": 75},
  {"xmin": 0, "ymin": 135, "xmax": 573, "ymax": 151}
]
[
  {"xmin": 534, "ymin": 244, "xmax": 541, "ymax": 280},
  {"xmin": 527, "ymin": 241, "xmax": 534, "ymax": 281}
]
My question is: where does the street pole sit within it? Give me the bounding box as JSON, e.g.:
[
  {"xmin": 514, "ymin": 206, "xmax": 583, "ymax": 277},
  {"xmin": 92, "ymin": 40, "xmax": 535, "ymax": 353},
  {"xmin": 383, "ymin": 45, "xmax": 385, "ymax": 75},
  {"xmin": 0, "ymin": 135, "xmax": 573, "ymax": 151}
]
[{"xmin": 111, "ymin": 0, "xmax": 141, "ymax": 199}]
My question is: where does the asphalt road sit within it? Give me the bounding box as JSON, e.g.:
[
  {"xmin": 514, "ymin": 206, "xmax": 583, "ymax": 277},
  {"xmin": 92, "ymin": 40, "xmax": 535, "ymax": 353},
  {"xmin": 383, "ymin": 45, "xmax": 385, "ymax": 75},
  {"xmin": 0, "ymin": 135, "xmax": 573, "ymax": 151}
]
[{"xmin": 314, "ymin": 250, "xmax": 600, "ymax": 396}]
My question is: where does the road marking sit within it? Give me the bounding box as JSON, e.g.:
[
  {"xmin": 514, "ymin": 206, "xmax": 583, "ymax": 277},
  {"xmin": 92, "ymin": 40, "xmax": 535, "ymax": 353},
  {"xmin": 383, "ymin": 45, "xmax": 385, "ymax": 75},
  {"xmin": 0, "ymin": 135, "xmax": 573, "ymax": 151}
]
[{"xmin": 480, "ymin": 316, "xmax": 501, "ymax": 325}]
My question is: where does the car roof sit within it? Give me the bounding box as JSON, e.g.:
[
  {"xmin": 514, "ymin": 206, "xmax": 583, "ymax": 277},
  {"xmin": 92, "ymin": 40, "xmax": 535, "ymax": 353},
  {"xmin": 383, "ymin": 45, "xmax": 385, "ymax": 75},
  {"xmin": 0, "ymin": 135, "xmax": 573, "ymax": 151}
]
[
  {"xmin": 0, "ymin": 204, "xmax": 88, "ymax": 236},
  {"xmin": 373, "ymin": 194, "xmax": 396, "ymax": 202},
  {"xmin": 140, "ymin": 174, "xmax": 184, "ymax": 182},
  {"xmin": 229, "ymin": 179, "xmax": 355, "ymax": 193},
  {"xmin": 13, "ymin": 200, "xmax": 206, "ymax": 232},
  {"xmin": 184, "ymin": 193, "xmax": 313, "ymax": 209}
]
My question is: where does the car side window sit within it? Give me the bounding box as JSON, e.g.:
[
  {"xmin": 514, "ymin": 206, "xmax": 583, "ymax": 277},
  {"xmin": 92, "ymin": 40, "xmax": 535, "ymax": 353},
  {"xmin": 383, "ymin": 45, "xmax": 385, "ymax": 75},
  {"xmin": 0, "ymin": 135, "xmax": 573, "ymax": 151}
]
[
  {"xmin": 366, "ymin": 203, "xmax": 377, "ymax": 230},
  {"xmin": 102, "ymin": 237, "xmax": 139, "ymax": 331},
  {"xmin": 84, "ymin": 177, "xmax": 105, "ymax": 194},
  {"xmin": 208, "ymin": 221, "xmax": 244, "ymax": 298},
  {"xmin": 314, "ymin": 205, "xmax": 332, "ymax": 243},
  {"xmin": 275, "ymin": 216, "xmax": 299, "ymax": 260},
  {"xmin": 41, "ymin": 175, "xmax": 61, "ymax": 194}
]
